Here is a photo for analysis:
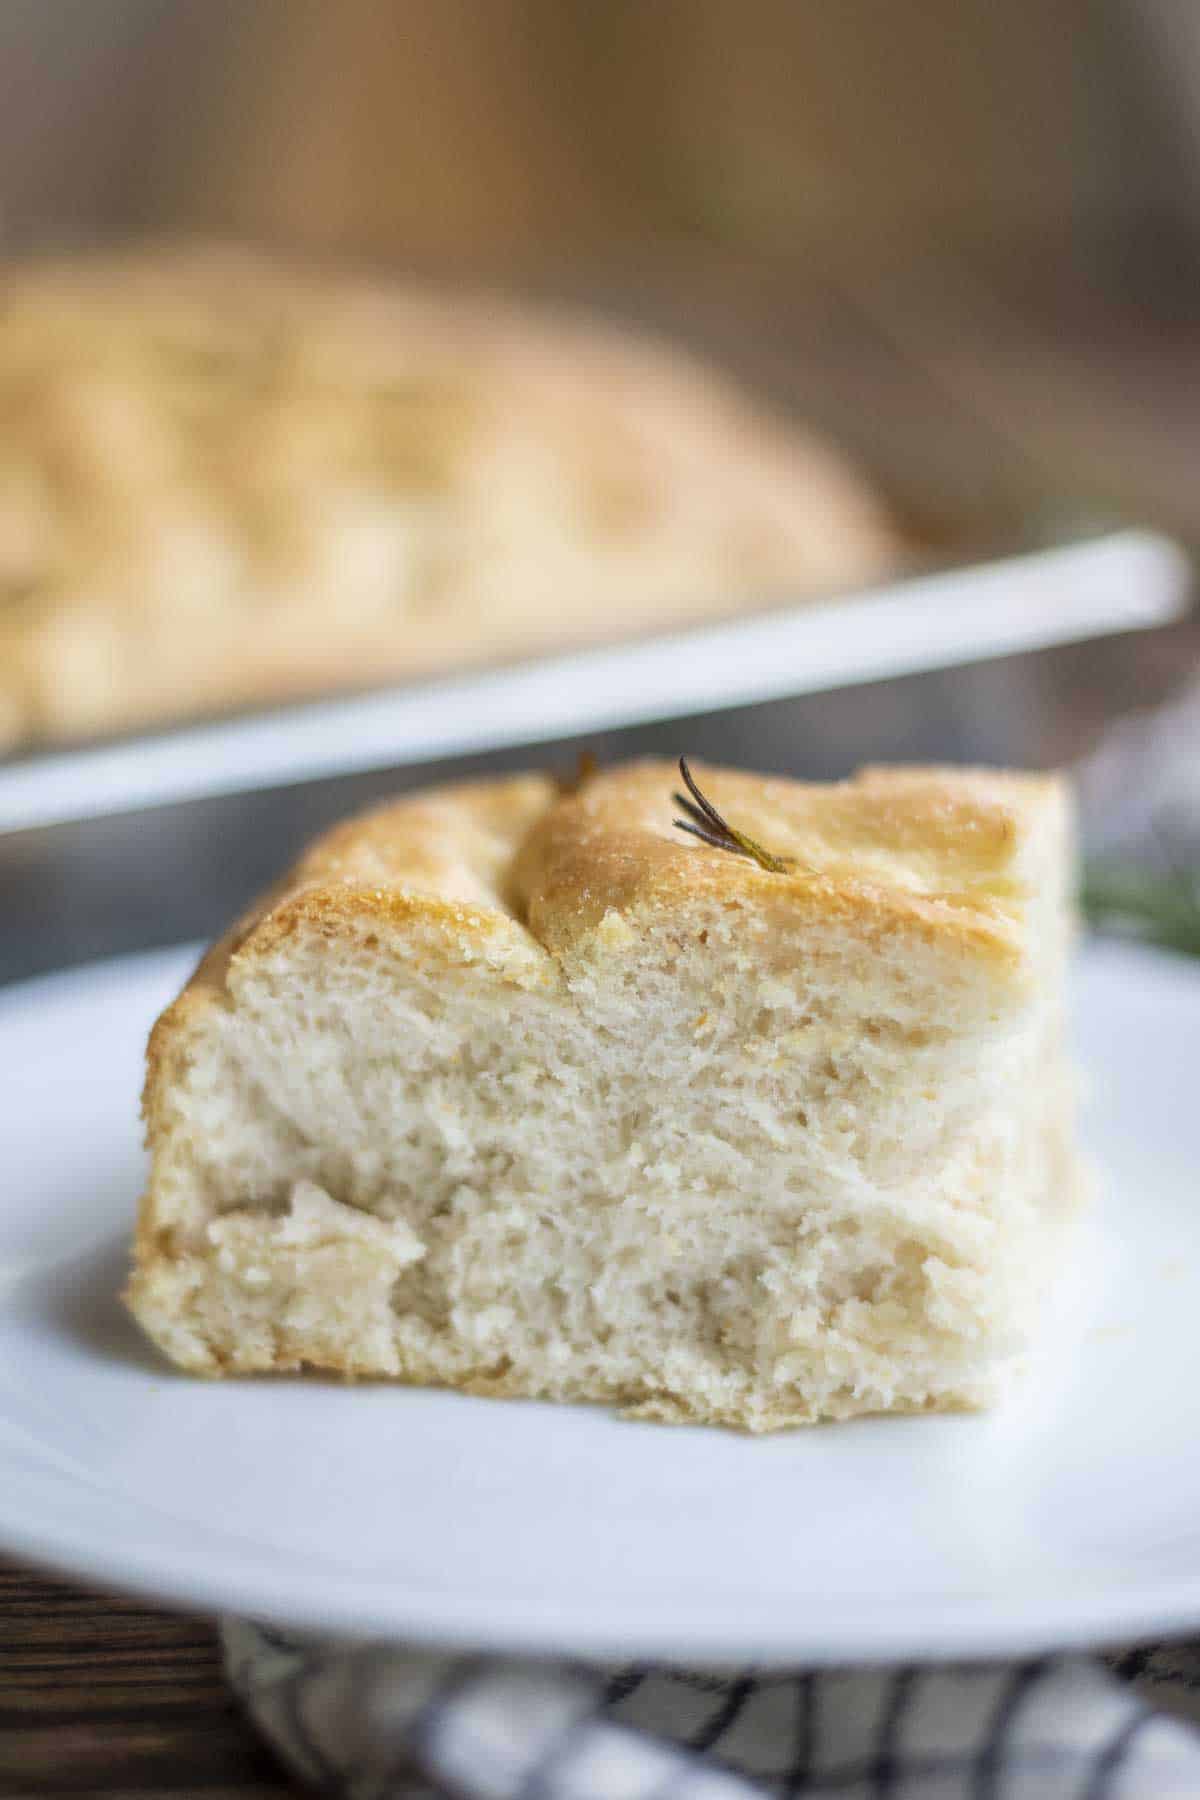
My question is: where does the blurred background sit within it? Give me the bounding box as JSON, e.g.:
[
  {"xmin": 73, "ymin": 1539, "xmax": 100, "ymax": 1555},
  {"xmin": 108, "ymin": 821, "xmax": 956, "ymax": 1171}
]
[
  {"xmin": 3, "ymin": 0, "xmax": 1200, "ymax": 541},
  {"xmin": 2, "ymin": 0, "xmax": 1200, "ymax": 976}
]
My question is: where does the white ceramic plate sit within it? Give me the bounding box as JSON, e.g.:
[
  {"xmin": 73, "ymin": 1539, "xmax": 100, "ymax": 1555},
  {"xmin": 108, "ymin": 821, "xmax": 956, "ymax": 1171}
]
[{"xmin": 1, "ymin": 938, "xmax": 1197, "ymax": 1664}]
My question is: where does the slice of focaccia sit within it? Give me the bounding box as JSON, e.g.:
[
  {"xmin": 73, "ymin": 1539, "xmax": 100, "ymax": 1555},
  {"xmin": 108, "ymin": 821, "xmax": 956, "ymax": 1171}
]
[{"xmin": 127, "ymin": 758, "xmax": 1079, "ymax": 1430}]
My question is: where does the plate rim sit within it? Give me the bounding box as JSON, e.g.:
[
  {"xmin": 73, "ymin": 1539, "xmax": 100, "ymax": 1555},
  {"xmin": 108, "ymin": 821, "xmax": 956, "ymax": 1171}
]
[{"xmin": 7, "ymin": 1507, "xmax": 1200, "ymax": 1665}]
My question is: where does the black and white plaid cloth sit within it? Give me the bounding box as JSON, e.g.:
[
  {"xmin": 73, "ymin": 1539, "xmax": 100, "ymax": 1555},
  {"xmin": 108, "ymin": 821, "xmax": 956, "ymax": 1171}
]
[{"xmin": 223, "ymin": 1622, "xmax": 1200, "ymax": 1798}]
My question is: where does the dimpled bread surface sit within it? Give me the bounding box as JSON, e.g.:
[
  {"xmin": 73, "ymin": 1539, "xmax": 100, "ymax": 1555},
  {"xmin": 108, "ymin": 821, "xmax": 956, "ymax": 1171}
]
[{"xmin": 0, "ymin": 247, "xmax": 902, "ymax": 748}]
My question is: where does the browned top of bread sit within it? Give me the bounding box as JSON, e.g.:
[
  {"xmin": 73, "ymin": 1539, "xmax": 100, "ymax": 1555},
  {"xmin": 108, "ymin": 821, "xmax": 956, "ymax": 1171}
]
[
  {"xmin": 148, "ymin": 759, "xmax": 1068, "ymax": 1122},
  {"xmin": 511, "ymin": 761, "xmax": 1055, "ymax": 957},
  {"xmin": 0, "ymin": 247, "xmax": 904, "ymax": 749}
]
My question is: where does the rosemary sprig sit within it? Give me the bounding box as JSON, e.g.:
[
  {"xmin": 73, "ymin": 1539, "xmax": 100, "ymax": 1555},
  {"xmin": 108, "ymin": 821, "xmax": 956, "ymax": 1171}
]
[
  {"xmin": 672, "ymin": 756, "xmax": 792, "ymax": 874},
  {"xmin": 1082, "ymin": 811, "xmax": 1200, "ymax": 957},
  {"xmin": 1083, "ymin": 863, "xmax": 1200, "ymax": 956}
]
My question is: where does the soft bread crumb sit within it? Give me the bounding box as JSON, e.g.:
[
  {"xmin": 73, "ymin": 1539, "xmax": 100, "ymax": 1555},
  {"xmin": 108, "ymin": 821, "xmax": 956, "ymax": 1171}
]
[{"xmin": 127, "ymin": 759, "xmax": 1081, "ymax": 1429}]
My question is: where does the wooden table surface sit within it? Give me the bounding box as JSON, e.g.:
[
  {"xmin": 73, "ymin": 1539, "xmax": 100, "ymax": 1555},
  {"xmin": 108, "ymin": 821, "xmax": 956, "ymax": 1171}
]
[
  {"xmin": 0, "ymin": 1562, "xmax": 291, "ymax": 1798},
  {"xmin": 2, "ymin": 254, "xmax": 1198, "ymax": 1798}
]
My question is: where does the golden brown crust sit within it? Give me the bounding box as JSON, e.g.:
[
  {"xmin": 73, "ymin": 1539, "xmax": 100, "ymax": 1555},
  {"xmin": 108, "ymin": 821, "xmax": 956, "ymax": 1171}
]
[
  {"xmin": 509, "ymin": 760, "xmax": 1051, "ymax": 966},
  {"xmin": 143, "ymin": 757, "xmax": 1063, "ymax": 1146}
]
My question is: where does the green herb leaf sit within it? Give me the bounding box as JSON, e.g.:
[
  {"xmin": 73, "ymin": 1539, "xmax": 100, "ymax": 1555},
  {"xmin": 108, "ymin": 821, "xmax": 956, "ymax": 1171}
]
[
  {"xmin": 672, "ymin": 756, "xmax": 793, "ymax": 874},
  {"xmin": 1083, "ymin": 863, "xmax": 1200, "ymax": 956}
]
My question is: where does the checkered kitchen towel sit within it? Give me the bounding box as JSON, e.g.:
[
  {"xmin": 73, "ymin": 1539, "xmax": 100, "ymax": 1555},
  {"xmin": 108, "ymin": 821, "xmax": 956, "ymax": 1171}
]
[{"xmin": 223, "ymin": 1623, "xmax": 1200, "ymax": 1798}]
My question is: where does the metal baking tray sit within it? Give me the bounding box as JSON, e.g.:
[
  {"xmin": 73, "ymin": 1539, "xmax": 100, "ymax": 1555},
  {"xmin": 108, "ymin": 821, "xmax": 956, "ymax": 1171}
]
[
  {"xmin": 0, "ymin": 526, "xmax": 1190, "ymax": 987},
  {"xmin": 0, "ymin": 529, "xmax": 1185, "ymax": 834}
]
